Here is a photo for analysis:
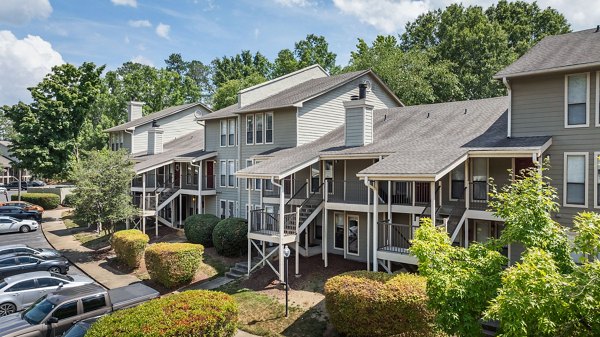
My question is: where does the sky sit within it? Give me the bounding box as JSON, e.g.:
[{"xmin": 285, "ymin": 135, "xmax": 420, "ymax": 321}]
[{"xmin": 0, "ymin": 0, "xmax": 598, "ymax": 106}]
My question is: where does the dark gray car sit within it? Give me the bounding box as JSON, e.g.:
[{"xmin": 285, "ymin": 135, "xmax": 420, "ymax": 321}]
[
  {"xmin": 0, "ymin": 255, "xmax": 69, "ymax": 278},
  {"xmin": 0, "ymin": 245, "xmax": 61, "ymax": 259}
]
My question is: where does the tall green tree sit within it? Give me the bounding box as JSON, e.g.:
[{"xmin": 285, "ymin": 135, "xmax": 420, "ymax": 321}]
[
  {"xmin": 212, "ymin": 72, "xmax": 266, "ymax": 110},
  {"xmin": 273, "ymin": 34, "xmax": 340, "ymax": 76},
  {"xmin": 272, "ymin": 49, "xmax": 299, "ymax": 78},
  {"xmin": 165, "ymin": 53, "xmax": 212, "ymax": 101},
  {"xmin": 70, "ymin": 149, "xmax": 137, "ymax": 233},
  {"xmin": 1, "ymin": 62, "xmax": 104, "ymax": 178},
  {"xmin": 346, "ymin": 35, "xmax": 461, "ymax": 105},
  {"xmin": 211, "ymin": 50, "xmax": 272, "ymax": 88}
]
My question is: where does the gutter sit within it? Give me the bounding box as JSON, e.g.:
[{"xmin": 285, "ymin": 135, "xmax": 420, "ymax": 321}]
[{"xmin": 502, "ymin": 77, "xmax": 512, "ymax": 138}]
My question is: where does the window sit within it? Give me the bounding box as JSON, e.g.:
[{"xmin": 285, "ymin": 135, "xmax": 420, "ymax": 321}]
[
  {"xmin": 565, "ymin": 73, "xmax": 589, "ymax": 127},
  {"xmin": 565, "ymin": 153, "xmax": 588, "ymax": 207},
  {"xmin": 53, "ymin": 301, "xmax": 78, "ymax": 320},
  {"xmin": 228, "ymin": 201, "xmax": 235, "ymax": 218},
  {"xmin": 17, "ymin": 256, "xmax": 36, "ymax": 264},
  {"xmin": 220, "ymin": 120, "xmax": 227, "ymax": 147},
  {"xmin": 334, "ymin": 213, "xmax": 344, "ymax": 250},
  {"xmin": 347, "ymin": 215, "xmax": 359, "ymax": 255},
  {"xmin": 450, "ymin": 163, "xmax": 465, "ymax": 200},
  {"xmin": 246, "ymin": 115, "xmax": 254, "ymax": 145},
  {"xmin": 255, "ymin": 113, "xmax": 264, "ymax": 144},
  {"xmin": 472, "ymin": 158, "xmax": 487, "ymax": 201},
  {"xmin": 228, "ymin": 160, "xmax": 235, "ymax": 187},
  {"xmin": 228, "ymin": 118, "xmax": 236, "ymax": 146},
  {"xmin": 264, "ymin": 178, "xmax": 273, "ymax": 191},
  {"xmin": 7, "ymin": 280, "xmax": 36, "ymax": 292},
  {"xmin": 0, "ymin": 258, "xmax": 14, "ymax": 266},
  {"xmin": 265, "ymin": 113, "xmax": 273, "ymax": 143},
  {"xmin": 37, "ymin": 278, "xmax": 62, "ymax": 288},
  {"xmin": 82, "ymin": 295, "xmax": 106, "ymax": 313},
  {"xmin": 219, "ymin": 160, "xmax": 226, "ymax": 187},
  {"xmin": 219, "ymin": 200, "xmax": 226, "ymax": 219}
]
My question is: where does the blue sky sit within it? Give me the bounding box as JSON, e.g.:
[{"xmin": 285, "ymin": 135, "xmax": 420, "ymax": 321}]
[{"xmin": 0, "ymin": 0, "xmax": 597, "ymax": 105}]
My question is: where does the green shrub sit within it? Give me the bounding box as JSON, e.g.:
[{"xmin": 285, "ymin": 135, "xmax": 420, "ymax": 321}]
[
  {"xmin": 11, "ymin": 193, "xmax": 60, "ymax": 210},
  {"xmin": 111, "ymin": 229, "xmax": 149, "ymax": 268},
  {"xmin": 184, "ymin": 214, "xmax": 220, "ymax": 246},
  {"xmin": 212, "ymin": 217, "xmax": 247, "ymax": 257},
  {"xmin": 86, "ymin": 290, "xmax": 238, "ymax": 337},
  {"xmin": 62, "ymin": 193, "xmax": 76, "ymax": 207},
  {"xmin": 145, "ymin": 242, "xmax": 204, "ymax": 288},
  {"xmin": 324, "ymin": 271, "xmax": 440, "ymax": 337}
]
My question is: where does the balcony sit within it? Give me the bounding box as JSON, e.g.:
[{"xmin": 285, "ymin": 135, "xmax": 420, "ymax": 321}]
[
  {"xmin": 263, "ymin": 179, "xmax": 308, "ymax": 200},
  {"xmin": 202, "ymin": 175, "xmax": 216, "ymax": 191},
  {"xmin": 328, "ymin": 180, "xmax": 369, "ymax": 204}
]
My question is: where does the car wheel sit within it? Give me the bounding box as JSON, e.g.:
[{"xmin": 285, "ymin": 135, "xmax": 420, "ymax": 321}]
[
  {"xmin": 0, "ymin": 303, "xmax": 16, "ymax": 316},
  {"xmin": 19, "ymin": 225, "xmax": 30, "ymax": 233},
  {"xmin": 48, "ymin": 266, "xmax": 61, "ymax": 273}
]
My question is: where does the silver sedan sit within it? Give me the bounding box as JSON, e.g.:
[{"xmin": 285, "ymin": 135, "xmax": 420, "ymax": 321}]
[
  {"xmin": 0, "ymin": 217, "xmax": 38, "ymax": 233},
  {"xmin": 0, "ymin": 272, "xmax": 94, "ymax": 316}
]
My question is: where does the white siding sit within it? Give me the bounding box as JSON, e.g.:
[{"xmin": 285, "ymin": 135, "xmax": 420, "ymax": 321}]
[{"xmin": 345, "ymin": 107, "xmax": 364, "ymax": 147}]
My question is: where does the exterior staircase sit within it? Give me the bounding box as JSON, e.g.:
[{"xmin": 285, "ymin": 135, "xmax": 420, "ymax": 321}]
[{"xmin": 225, "ymin": 255, "xmax": 272, "ymax": 279}]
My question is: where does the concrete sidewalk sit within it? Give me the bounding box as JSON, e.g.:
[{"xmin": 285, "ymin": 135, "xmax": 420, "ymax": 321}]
[{"xmin": 42, "ymin": 209, "xmax": 141, "ymax": 289}]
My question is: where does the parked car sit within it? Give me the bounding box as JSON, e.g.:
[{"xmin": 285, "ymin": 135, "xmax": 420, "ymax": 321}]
[
  {"xmin": 0, "ymin": 208, "xmax": 41, "ymax": 222},
  {"xmin": 3, "ymin": 182, "xmax": 26, "ymax": 191},
  {"xmin": 0, "ymin": 254, "xmax": 69, "ymax": 278},
  {"xmin": 0, "ymin": 245, "xmax": 61, "ymax": 259},
  {"xmin": 0, "ymin": 202, "xmax": 44, "ymax": 213},
  {"xmin": 0, "ymin": 272, "xmax": 94, "ymax": 316},
  {"xmin": 60, "ymin": 316, "xmax": 102, "ymax": 337},
  {"xmin": 0, "ymin": 217, "xmax": 39, "ymax": 234},
  {"xmin": 0, "ymin": 187, "xmax": 6, "ymax": 194},
  {"xmin": 27, "ymin": 181, "xmax": 46, "ymax": 188},
  {"xmin": 0, "ymin": 283, "xmax": 159, "ymax": 337}
]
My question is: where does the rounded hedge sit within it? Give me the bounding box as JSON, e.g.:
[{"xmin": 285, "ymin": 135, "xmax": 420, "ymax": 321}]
[
  {"xmin": 212, "ymin": 217, "xmax": 247, "ymax": 257},
  {"xmin": 324, "ymin": 271, "xmax": 439, "ymax": 337},
  {"xmin": 111, "ymin": 229, "xmax": 149, "ymax": 268},
  {"xmin": 62, "ymin": 193, "xmax": 76, "ymax": 207},
  {"xmin": 184, "ymin": 214, "xmax": 220, "ymax": 246},
  {"xmin": 145, "ymin": 242, "xmax": 204, "ymax": 288},
  {"xmin": 86, "ymin": 290, "xmax": 238, "ymax": 337},
  {"xmin": 11, "ymin": 193, "xmax": 60, "ymax": 210}
]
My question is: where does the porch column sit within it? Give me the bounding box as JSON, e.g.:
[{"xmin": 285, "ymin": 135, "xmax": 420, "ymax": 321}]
[
  {"xmin": 465, "ymin": 158, "xmax": 470, "ymax": 209},
  {"xmin": 198, "ymin": 163, "xmax": 203, "ymax": 214},
  {"xmin": 366, "ymin": 182, "xmax": 371, "ymax": 271},
  {"xmin": 142, "ymin": 172, "xmax": 146, "ymax": 234},
  {"xmin": 387, "ymin": 181, "xmax": 392, "ymax": 220},
  {"xmin": 430, "ymin": 181, "xmax": 436, "ymax": 225},
  {"xmin": 279, "ymin": 178, "xmax": 285, "ymax": 282},
  {"xmin": 372, "ymin": 181, "xmax": 379, "ymax": 272},
  {"xmin": 178, "ymin": 194, "xmax": 182, "ymax": 228},
  {"xmin": 323, "ymin": 180, "xmax": 328, "ymax": 268},
  {"xmin": 155, "ymin": 193, "xmax": 159, "ymax": 237},
  {"xmin": 247, "ymin": 179, "xmax": 252, "ymax": 276}
]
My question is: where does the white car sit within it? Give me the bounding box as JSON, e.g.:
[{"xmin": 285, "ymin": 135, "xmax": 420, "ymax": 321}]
[
  {"xmin": 0, "ymin": 188, "xmax": 6, "ymax": 194},
  {"xmin": 0, "ymin": 272, "xmax": 94, "ymax": 316},
  {"xmin": 0, "ymin": 217, "xmax": 38, "ymax": 233}
]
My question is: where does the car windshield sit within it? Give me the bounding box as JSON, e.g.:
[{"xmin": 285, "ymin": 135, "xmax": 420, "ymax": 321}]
[
  {"xmin": 62, "ymin": 323, "xmax": 88, "ymax": 337},
  {"xmin": 0, "ymin": 281, "xmax": 6, "ymax": 289},
  {"xmin": 50, "ymin": 273, "xmax": 73, "ymax": 282},
  {"xmin": 22, "ymin": 296, "xmax": 56, "ymax": 325},
  {"xmin": 31, "ymin": 247, "xmax": 42, "ymax": 252}
]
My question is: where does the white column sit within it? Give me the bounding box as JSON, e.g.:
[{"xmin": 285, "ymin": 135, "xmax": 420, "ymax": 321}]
[
  {"xmin": 155, "ymin": 194, "xmax": 159, "ymax": 237},
  {"xmin": 373, "ymin": 181, "xmax": 379, "ymax": 272},
  {"xmin": 465, "ymin": 219, "xmax": 469, "ymax": 248},
  {"xmin": 142, "ymin": 172, "xmax": 146, "ymax": 234},
  {"xmin": 247, "ymin": 179, "xmax": 252, "ymax": 276},
  {"xmin": 279, "ymin": 179, "xmax": 285, "ymax": 282},
  {"xmin": 430, "ymin": 181, "xmax": 436, "ymax": 225},
  {"xmin": 465, "ymin": 158, "xmax": 470, "ymax": 209},
  {"xmin": 198, "ymin": 163, "xmax": 203, "ymax": 214},
  {"xmin": 178, "ymin": 194, "xmax": 182, "ymax": 228},
  {"xmin": 295, "ymin": 240, "xmax": 300, "ymax": 276},
  {"xmin": 387, "ymin": 181, "xmax": 392, "ymax": 220},
  {"xmin": 366, "ymin": 182, "xmax": 371, "ymax": 271},
  {"xmin": 323, "ymin": 180, "xmax": 328, "ymax": 268}
]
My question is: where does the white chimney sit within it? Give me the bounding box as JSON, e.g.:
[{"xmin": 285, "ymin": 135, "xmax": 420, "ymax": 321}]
[
  {"xmin": 148, "ymin": 121, "xmax": 164, "ymax": 155},
  {"xmin": 127, "ymin": 101, "xmax": 144, "ymax": 122},
  {"xmin": 343, "ymin": 94, "xmax": 374, "ymax": 147}
]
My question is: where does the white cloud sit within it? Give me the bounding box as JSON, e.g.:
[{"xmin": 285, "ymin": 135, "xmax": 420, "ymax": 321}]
[
  {"xmin": 333, "ymin": 0, "xmax": 600, "ymax": 34},
  {"xmin": 131, "ymin": 55, "xmax": 153, "ymax": 66},
  {"xmin": 0, "ymin": 0, "xmax": 52, "ymax": 25},
  {"xmin": 111, "ymin": 0, "xmax": 137, "ymax": 7},
  {"xmin": 128, "ymin": 19, "xmax": 152, "ymax": 28},
  {"xmin": 155, "ymin": 23, "xmax": 170, "ymax": 39},
  {"xmin": 0, "ymin": 31, "xmax": 64, "ymax": 105},
  {"xmin": 274, "ymin": 0, "xmax": 314, "ymax": 7}
]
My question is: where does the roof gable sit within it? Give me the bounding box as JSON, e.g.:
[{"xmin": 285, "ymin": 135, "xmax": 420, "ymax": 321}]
[{"xmin": 105, "ymin": 102, "xmax": 211, "ymax": 132}]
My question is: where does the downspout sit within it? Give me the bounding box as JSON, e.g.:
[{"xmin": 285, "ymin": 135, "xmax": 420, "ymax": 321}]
[
  {"xmin": 364, "ymin": 176, "xmax": 378, "ymax": 272},
  {"xmin": 502, "ymin": 77, "xmax": 511, "ymax": 138}
]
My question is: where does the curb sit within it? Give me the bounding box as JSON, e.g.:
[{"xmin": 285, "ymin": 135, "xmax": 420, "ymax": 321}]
[{"xmin": 40, "ymin": 212, "xmax": 111, "ymax": 290}]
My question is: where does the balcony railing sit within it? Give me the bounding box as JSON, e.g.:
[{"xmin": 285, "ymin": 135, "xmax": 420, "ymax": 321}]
[
  {"xmin": 391, "ymin": 181, "xmax": 412, "ymax": 206},
  {"xmin": 132, "ymin": 194, "xmax": 157, "ymax": 211},
  {"xmin": 263, "ymin": 179, "xmax": 308, "ymax": 199},
  {"xmin": 414, "ymin": 182, "xmax": 431, "ymax": 205},
  {"xmin": 328, "ymin": 180, "xmax": 369, "ymax": 204},
  {"xmin": 470, "ymin": 181, "xmax": 489, "ymax": 210},
  {"xmin": 202, "ymin": 175, "xmax": 215, "ymax": 190},
  {"xmin": 378, "ymin": 221, "xmax": 416, "ymax": 255},
  {"xmin": 249, "ymin": 209, "xmax": 297, "ymax": 236}
]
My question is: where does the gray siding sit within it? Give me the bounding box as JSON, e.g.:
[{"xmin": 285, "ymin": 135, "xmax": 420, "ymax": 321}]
[
  {"xmin": 511, "ymin": 69, "xmax": 600, "ymax": 226},
  {"xmin": 345, "ymin": 107, "xmax": 365, "ymax": 147},
  {"xmin": 297, "ymin": 73, "xmax": 400, "ymax": 146},
  {"xmin": 326, "ymin": 210, "xmax": 369, "ymax": 263}
]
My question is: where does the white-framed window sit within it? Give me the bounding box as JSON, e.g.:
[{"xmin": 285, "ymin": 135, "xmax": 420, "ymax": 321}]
[
  {"xmin": 564, "ymin": 152, "xmax": 588, "ymax": 207},
  {"xmin": 219, "ymin": 160, "xmax": 226, "ymax": 187},
  {"xmin": 246, "ymin": 115, "xmax": 254, "ymax": 145},
  {"xmin": 245, "ymin": 159, "xmax": 253, "ymax": 190},
  {"xmin": 228, "ymin": 118, "xmax": 236, "ymax": 146},
  {"xmin": 220, "ymin": 120, "xmax": 227, "ymax": 147},
  {"xmin": 347, "ymin": 214, "xmax": 359, "ymax": 256},
  {"xmin": 450, "ymin": 163, "xmax": 465, "ymax": 200},
  {"xmin": 264, "ymin": 178, "xmax": 273, "ymax": 191},
  {"xmin": 228, "ymin": 200, "xmax": 235, "ymax": 218},
  {"xmin": 472, "ymin": 158, "xmax": 488, "ymax": 201},
  {"xmin": 334, "ymin": 212, "xmax": 344, "ymax": 250},
  {"xmin": 255, "ymin": 113, "xmax": 264, "ymax": 144},
  {"xmin": 219, "ymin": 200, "xmax": 226, "ymax": 219},
  {"xmin": 255, "ymin": 178, "xmax": 262, "ymax": 191},
  {"xmin": 228, "ymin": 160, "xmax": 235, "ymax": 187},
  {"xmin": 594, "ymin": 152, "xmax": 600, "ymax": 208},
  {"xmin": 565, "ymin": 73, "xmax": 589, "ymax": 128},
  {"xmin": 265, "ymin": 112, "xmax": 273, "ymax": 144}
]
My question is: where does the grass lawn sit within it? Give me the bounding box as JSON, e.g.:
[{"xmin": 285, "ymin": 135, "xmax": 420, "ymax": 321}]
[
  {"xmin": 219, "ymin": 282, "xmax": 328, "ymax": 337},
  {"xmin": 61, "ymin": 211, "xmax": 119, "ymax": 250}
]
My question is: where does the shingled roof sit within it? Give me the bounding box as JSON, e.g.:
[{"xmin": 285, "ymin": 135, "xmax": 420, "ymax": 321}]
[
  {"xmin": 236, "ymin": 96, "xmax": 551, "ymax": 180},
  {"xmin": 495, "ymin": 28, "xmax": 600, "ymax": 78},
  {"xmin": 106, "ymin": 102, "xmax": 210, "ymax": 132}
]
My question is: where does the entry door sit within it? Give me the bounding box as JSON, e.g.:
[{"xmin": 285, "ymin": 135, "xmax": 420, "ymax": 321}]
[
  {"xmin": 346, "ymin": 215, "xmax": 359, "ymax": 256},
  {"xmin": 205, "ymin": 161, "xmax": 214, "ymax": 189}
]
